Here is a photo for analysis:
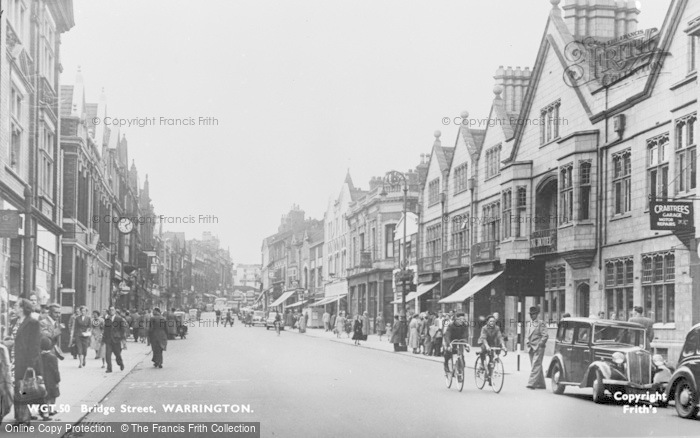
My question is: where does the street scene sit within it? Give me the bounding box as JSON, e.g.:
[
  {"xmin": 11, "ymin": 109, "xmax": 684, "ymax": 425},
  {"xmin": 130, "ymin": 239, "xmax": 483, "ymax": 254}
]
[{"xmin": 0, "ymin": 0, "xmax": 700, "ymax": 437}]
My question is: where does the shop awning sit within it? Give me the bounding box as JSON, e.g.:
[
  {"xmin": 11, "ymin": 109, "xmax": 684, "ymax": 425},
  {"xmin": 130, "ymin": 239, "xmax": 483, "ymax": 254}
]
[
  {"xmin": 285, "ymin": 300, "xmax": 307, "ymax": 308},
  {"xmin": 439, "ymin": 271, "xmax": 503, "ymax": 304},
  {"xmin": 310, "ymin": 293, "xmax": 347, "ymax": 306},
  {"xmin": 203, "ymin": 293, "xmax": 217, "ymax": 298},
  {"xmin": 270, "ymin": 290, "xmax": 296, "ymax": 307},
  {"xmin": 391, "ymin": 281, "xmax": 439, "ymax": 304}
]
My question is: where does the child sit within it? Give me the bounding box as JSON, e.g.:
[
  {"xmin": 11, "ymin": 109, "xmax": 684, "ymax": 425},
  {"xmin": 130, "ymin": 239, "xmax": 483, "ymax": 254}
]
[{"xmin": 40, "ymin": 336, "xmax": 61, "ymax": 420}]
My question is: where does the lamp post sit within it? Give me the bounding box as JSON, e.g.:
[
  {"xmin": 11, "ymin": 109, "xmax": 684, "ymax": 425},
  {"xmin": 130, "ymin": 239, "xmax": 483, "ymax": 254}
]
[{"xmin": 379, "ymin": 171, "xmax": 409, "ymax": 317}]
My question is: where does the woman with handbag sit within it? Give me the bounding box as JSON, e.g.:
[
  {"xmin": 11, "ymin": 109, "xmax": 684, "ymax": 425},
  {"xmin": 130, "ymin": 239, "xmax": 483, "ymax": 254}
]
[
  {"xmin": 13, "ymin": 298, "xmax": 43, "ymax": 425},
  {"xmin": 73, "ymin": 306, "xmax": 91, "ymax": 368}
]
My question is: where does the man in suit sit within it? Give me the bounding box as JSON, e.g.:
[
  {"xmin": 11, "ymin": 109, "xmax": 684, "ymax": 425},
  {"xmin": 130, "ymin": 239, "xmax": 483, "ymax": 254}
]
[
  {"xmin": 526, "ymin": 306, "xmax": 549, "ymax": 390},
  {"xmin": 148, "ymin": 308, "xmax": 168, "ymax": 368},
  {"xmin": 39, "ymin": 303, "xmax": 64, "ymax": 360},
  {"xmin": 103, "ymin": 306, "xmax": 125, "ymax": 373},
  {"xmin": 628, "ymin": 306, "xmax": 654, "ymax": 351},
  {"xmin": 13, "ymin": 298, "xmax": 43, "ymax": 424}
]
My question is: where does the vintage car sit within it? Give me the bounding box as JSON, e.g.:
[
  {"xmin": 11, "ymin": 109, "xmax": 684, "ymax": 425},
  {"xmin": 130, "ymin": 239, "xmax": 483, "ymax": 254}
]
[
  {"xmin": 546, "ymin": 317, "xmax": 669, "ymax": 403},
  {"xmin": 251, "ymin": 310, "xmax": 265, "ymax": 326},
  {"xmin": 664, "ymin": 323, "xmax": 700, "ymax": 419},
  {"xmin": 265, "ymin": 312, "xmax": 284, "ymax": 330}
]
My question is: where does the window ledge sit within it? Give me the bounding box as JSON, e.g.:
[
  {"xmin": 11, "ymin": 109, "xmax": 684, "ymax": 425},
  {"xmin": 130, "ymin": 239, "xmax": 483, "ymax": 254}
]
[
  {"xmin": 674, "ymin": 191, "xmax": 697, "ymax": 199},
  {"xmin": 484, "ymin": 174, "xmax": 501, "ymax": 182},
  {"xmin": 574, "ymin": 220, "xmax": 595, "ymax": 226},
  {"xmin": 5, "ymin": 166, "xmax": 27, "ymax": 186},
  {"xmin": 453, "ymin": 188, "xmax": 469, "ymax": 196},
  {"xmin": 652, "ymin": 323, "xmax": 676, "ymax": 330},
  {"xmin": 670, "ymin": 72, "xmax": 697, "ymax": 91},
  {"xmin": 558, "ymin": 222, "xmax": 574, "ymax": 230},
  {"xmin": 610, "ymin": 213, "xmax": 632, "ymax": 222},
  {"xmin": 539, "ymin": 137, "xmax": 562, "ymax": 148}
]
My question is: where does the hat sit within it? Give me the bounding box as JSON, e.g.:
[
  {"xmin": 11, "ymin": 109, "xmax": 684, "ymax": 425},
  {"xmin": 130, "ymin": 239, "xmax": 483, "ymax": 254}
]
[
  {"xmin": 529, "ymin": 306, "xmax": 540, "ymax": 315},
  {"xmin": 633, "ymin": 306, "xmax": 643, "ymax": 314}
]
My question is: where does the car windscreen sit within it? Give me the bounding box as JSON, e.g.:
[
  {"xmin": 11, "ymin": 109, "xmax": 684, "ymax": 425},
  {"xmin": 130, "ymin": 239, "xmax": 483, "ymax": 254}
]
[{"xmin": 593, "ymin": 325, "xmax": 644, "ymax": 347}]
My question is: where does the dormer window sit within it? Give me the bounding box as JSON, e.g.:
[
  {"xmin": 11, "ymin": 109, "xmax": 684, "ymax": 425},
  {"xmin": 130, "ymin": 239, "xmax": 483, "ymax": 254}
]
[
  {"xmin": 540, "ymin": 100, "xmax": 561, "ymax": 145},
  {"xmin": 428, "ymin": 178, "xmax": 440, "ymax": 206},
  {"xmin": 485, "ymin": 145, "xmax": 501, "ymax": 179}
]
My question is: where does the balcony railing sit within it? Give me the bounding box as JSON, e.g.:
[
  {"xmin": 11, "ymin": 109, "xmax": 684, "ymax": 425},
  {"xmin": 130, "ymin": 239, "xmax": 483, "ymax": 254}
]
[
  {"xmin": 530, "ymin": 228, "xmax": 557, "ymax": 255},
  {"xmin": 444, "ymin": 248, "xmax": 470, "ymax": 269},
  {"xmin": 471, "ymin": 241, "xmax": 500, "ymax": 264},
  {"xmin": 418, "ymin": 256, "xmax": 442, "ymax": 273}
]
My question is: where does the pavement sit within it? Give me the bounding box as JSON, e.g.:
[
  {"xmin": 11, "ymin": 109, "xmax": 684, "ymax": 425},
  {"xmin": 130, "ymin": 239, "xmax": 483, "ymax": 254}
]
[{"xmin": 2, "ymin": 339, "xmax": 151, "ymax": 433}]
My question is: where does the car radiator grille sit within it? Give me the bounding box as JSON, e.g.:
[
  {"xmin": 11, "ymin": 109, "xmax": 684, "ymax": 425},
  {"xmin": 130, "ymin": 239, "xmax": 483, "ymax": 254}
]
[{"xmin": 627, "ymin": 351, "xmax": 651, "ymax": 385}]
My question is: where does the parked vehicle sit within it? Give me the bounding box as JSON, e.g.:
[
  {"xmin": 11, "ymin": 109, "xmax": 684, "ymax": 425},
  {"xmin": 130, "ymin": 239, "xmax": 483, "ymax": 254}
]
[
  {"xmin": 546, "ymin": 318, "xmax": 670, "ymax": 403},
  {"xmin": 251, "ymin": 311, "xmax": 265, "ymax": 326},
  {"xmin": 266, "ymin": 312, "xmax": 284, "ymax": 331},
  {"xmin": 664, "ymin": 323, "xmax": 700, "ymax": 419}
]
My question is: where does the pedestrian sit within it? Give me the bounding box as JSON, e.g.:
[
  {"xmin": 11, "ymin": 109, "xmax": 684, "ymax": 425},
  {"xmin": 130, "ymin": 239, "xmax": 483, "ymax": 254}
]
[
  {"xmin": 39, "ymin": 337, "xmax": 60, "ymax": 421},
  {"xmin": 335, "ymin": 312, "xmax": 346, "ymax": 339},
  {"xmin": 322, "ymin": 311, "xmax": 330, "ymax": 332},
  {"xmin": 0, "ymin": 340, "xmax": 11, "ymax": 424},
  {"xmin": 361, "ymin": 311, "xmax": 369, "ymax": 341},
  {"xmin": 90, "ymin": 311, "xmax": 106, "ymax": 368},
  {"xmin": 526, "ymin": 306, "xmax": 548, "ymax": 390},
  {"xmin": 628, "ymin": 306, "xmax": 654, "ymax": 351},
  {"xmin": 224, "ymin": 309, "xmax": 233, "ymax": 327},
  {"xmin": 103, "ymin": 306, "xmax": 125, "ymax": 373},
  {"xmin": 420, "ymin": 313, "xmax": 429, "ymax": 355},
  {"xmin": 138, "ymin": 311, "xmax": 148, "ymax": 343},
  {"xmin": 147, "ymin": 308, "xmax": 168, "ymax": 369},
  {"xmin": 166, "ymin": 308, "xmax": 178, "ymax": 340},
  {"xmin": 330, "ymin": 312, "xmax": 336, "ymax": 331},
  {"xmin": 124, "ymin": 311, "xmax": 133, "ymax": 341},
  {"xmin": 299, "ymin": 311, "xmax": 307, "ymax": 333},
  {"xmin": 39, "ymin": 303, "xmax": 64, "ymax": 361},
  {"xmin": 215, "ymin": 309, "xmax": 221, "ymax": 326},
  {"xmin": 67, "ymin": 307, "xmax": 79, "ymax": 360},
  {"xmin": 375, "ymin": 312, "xmax": 385, "ymax": 341},
  {"xmin": 390, "ymin": 315, "xmax": 401, "ymax": 351},
  {"xmin": 13, "ymin": 298, "xmax": 43, "ymax": 425},
  {"xmin": 344, "ymin": 314, "xmax": 352, "ymax": 338},
  {"xmin": 352, "ymin": 315, "xmax": 363, "ymax": 346},
  {"xmin": 73, "ymin": 306, "xmax": 91, "ymax": 368},
  {"xmin": 409, "ymin": 314, "xmax": 420, "ymax": 354},
  {"xmin": 130, "ymin": 311, "xmax": 139, "ymax": 342},
  {"xmin": 432, "ymin": 321, "xmax": 443, "ymax": 356}
]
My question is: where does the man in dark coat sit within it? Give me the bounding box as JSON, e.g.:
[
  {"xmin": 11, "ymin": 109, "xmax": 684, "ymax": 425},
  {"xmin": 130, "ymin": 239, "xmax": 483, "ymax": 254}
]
[
  {"xmin": 628, "ymin": 306, "xmax": 654, "ymax": 351},
  {"xmin": 166, "ymin": 309, "xmax": 177, "ymax": 340},
  {"xmin": 13, "ymin": 299, "xmax": 43, "ymax": 423},
  {"xmin": 148, "ymin": 308, "xmax": 168, "ymax": 368},
  {"xmin": 103, "ymin": 306, "xmax": 125, "ymax": 373}
]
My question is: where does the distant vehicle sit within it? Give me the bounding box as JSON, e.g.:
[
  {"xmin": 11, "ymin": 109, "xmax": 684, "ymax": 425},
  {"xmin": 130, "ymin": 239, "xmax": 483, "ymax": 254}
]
[
  {"xmin": 664, "ymin": 323, "xmax": 700, "ymax": 419},
  {"xmin": 214, "ymin": 298, "xmax": 227, "ymax": 312},
  {"xmin": 252, "ymin": 311, "xmax": 265, "ymax": 326},
  {"xmin": 266, "ymin": 312, "xmax": 284, "ymax": 331},
  {"xmin": 205, "ymin": 303, "xmax": 214, "ymax": 312}
]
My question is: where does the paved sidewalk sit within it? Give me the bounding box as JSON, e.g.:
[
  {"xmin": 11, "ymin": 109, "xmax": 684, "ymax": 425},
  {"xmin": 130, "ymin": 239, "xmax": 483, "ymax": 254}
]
[
  {"xmin": 2, "ymin": 339, "xmax": 151, "ymax": 430},
  {"xmin": 292, "ymin": 327, "xmax": 552, "ymax": 378}
]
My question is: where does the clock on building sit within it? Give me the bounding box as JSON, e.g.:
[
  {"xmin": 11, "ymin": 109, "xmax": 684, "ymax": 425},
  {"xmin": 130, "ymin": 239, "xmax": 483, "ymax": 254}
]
[{"xmin": 117, "ymin": 217, "xmax": 134, "ymax": 234}]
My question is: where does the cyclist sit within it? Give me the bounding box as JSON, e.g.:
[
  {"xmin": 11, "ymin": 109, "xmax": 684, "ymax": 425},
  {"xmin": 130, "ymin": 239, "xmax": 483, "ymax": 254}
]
[
  {"xmin": 478, "ymin": 314, "xmax": 507, "ymax": 383},
  {"xmin": 274, "ymin": 310, "xmax": 282, "ymax": 335},
  {"xmin": 443, "ymin": 312, "xmax": 470, "ymax": 373}
]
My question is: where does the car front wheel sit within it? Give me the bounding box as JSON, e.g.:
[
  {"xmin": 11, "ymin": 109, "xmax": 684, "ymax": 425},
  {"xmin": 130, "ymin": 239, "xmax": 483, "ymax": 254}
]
[
  {"xmin": 674, "ymin": 378, "xmax": 699, "ymax": 419},
  {"xmin": 592, "ymin": 369, "xmax": 606, "ymax": 404},
  {"xmin": 551, "ymin": 362, "xmax": 566, "ymax": 395}
]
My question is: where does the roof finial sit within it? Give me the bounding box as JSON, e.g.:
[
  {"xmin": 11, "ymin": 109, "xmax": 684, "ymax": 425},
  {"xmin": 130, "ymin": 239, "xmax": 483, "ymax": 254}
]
[
  {"xmin": 550, "ymin": 0, "xmax": 561, "ymax": 8},
  {"xmin": 493, "ymin": 85, "xmax": 503, "ymax": 98}
]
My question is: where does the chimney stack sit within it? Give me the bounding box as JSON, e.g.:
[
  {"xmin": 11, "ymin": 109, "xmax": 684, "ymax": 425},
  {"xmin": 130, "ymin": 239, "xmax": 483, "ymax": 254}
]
[
  {"xmin": 494, "ymin": 65, "xmax": 531, "ymax": 114},
  {"xmin": 562, "ymin": 0, "xmax": 640, "ymax": 41}
]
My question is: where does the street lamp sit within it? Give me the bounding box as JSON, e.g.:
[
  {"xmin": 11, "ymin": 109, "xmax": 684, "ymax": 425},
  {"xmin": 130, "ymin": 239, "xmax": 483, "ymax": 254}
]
[{"xmin": 379, "ymin": 170, "xmax": 410, "ymax": 318}]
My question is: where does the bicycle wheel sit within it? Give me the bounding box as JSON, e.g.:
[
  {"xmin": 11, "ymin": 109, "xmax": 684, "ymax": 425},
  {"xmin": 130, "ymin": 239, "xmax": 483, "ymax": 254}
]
[
  {"xmin": 474, "ymin": 356, "xmax": 486, "ymax": 390},
  {"xmin": 445, "ymin": 356, "xmax": 454, "ymax": 389},
  {"xmin": 457, "ymin": 356, "xmax": 466, "ymax": 392},
  {"xmin": 491, "ymin": 358, "xmax": 505, "ymax": 393}
]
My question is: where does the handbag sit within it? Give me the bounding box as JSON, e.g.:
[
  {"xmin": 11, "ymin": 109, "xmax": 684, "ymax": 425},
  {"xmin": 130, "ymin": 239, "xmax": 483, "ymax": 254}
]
[{"xmin": 18, "ymin": 367, "xmax": 46, "ymax": 403}]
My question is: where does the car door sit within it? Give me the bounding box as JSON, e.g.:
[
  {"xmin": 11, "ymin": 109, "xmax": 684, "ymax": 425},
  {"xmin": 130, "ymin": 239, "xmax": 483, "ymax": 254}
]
[
  {"xmin": 557, "ymin": 322, "xmax": 575, "ymax": 380},
  {"xmin": 571, "ymin": 323, "xmax": 593, "ymax": 383}
]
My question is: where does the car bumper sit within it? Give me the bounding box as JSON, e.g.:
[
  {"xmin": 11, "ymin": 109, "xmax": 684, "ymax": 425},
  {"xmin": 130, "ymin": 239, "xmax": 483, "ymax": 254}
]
[{"xmin": 603, "ymin": 379, "xmax": 661, "ymax": 391}]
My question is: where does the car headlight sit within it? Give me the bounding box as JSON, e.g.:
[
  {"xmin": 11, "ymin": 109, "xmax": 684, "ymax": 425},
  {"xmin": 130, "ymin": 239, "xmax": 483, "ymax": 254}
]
[
  {"xmin": 652, "ymin": 354, "xmax": 665, "ymax": 367},
  {"xmin": 612, "ymin": 352, "xmax": 625, "ymax": 365}
]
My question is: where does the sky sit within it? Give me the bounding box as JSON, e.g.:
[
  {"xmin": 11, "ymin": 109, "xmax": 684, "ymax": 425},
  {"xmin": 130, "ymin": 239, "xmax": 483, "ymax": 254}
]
[{"xmin": 60, "ymin": 0, "xmax": 672, "ymax": 264}]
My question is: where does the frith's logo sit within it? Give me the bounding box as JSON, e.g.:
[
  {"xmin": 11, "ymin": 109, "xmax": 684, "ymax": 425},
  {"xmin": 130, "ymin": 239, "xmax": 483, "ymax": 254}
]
[{"xmin": 563, "ymin": 28, "xmax": 670, "ymax": 88}]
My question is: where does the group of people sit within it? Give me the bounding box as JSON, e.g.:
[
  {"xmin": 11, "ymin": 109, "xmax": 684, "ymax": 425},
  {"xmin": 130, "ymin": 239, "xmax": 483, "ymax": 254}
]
[
  {"xmin": 323, "ymin": 311, "xmax": 378, "ymax": 345},
  {"xmin": 0, "ymin": 295, "xmax": 182, "ymax": 426}
]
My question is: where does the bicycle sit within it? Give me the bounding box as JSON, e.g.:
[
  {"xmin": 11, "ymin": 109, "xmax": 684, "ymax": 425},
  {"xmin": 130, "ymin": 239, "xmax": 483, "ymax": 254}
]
[
  {"xmin": 474, "ymin": 347, "xmax": 506, "ymax": 393},
  {"xmin": 445, "ymin": 340, "xmax": 470, "ymax": 392}
]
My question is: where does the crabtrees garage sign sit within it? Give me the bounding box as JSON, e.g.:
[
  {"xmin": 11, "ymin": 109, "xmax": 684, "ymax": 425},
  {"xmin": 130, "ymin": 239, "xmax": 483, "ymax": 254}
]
[{"xmin": 649, "ymin": 201, "xmax": 693, "ymax": 231}]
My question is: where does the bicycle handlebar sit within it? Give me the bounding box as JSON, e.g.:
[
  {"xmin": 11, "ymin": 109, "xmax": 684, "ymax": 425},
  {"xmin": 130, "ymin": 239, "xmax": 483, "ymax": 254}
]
[{"xmin": 449, "ymin": 339, "xmax": 470, "ymax": 346}]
